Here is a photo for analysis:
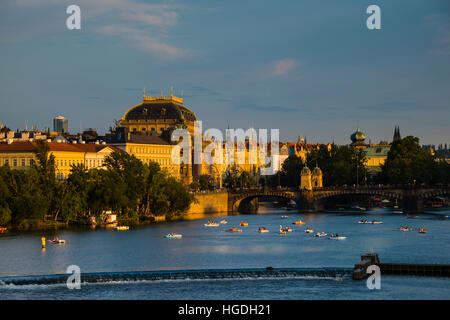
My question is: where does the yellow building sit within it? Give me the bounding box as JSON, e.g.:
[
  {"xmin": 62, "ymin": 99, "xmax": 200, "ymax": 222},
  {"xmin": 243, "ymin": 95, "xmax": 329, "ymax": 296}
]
[{"xmin": 0, "ymin": 141, "xmax": 122, "ymax": 179}]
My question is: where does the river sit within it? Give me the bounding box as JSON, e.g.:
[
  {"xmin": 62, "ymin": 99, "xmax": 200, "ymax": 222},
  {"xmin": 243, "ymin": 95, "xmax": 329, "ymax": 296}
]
[{"xmin": 0, "ymin": 206, "xmax": 449, "ymax": 299}]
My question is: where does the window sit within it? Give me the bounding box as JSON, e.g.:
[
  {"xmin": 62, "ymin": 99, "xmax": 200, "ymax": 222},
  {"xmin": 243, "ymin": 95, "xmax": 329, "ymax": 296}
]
[
  {"xmin": 21, "ymin": 159, "xmax": 25, "ymax": 167},
  {"xmin": 65, "ymin": 160, "xmax": 67, "ymax": 166},
  {"xmin": 5, "ymin": 159, "xmax": 9, "ymax": 165},
  {"xmin": 13, "ymin": 159, "xmax": 17, "ymax": 167}
]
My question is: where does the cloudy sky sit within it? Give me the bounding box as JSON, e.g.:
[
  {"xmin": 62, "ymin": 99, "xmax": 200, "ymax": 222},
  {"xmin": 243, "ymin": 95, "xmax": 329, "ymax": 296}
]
[{"xmin": 0, "ymin": 0, "xmax": 449, "ymax": 145}]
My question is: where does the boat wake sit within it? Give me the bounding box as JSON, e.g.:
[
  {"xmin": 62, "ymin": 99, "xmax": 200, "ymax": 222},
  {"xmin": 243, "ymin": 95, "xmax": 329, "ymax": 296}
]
[{"xmin": 0, "ymin": 268, "xmax": 352, "ymax": 288}]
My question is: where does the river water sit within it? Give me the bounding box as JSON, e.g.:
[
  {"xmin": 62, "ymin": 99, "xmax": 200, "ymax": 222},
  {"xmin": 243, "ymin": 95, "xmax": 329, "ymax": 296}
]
[{"xmin": 0, "ymin": 206, "xmax": 449, "ymax": 299}]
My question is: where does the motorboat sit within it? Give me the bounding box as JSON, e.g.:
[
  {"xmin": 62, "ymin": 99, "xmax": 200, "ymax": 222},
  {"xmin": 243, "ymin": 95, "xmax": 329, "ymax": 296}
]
[
  {"xmin": 48, "ymin": 237, "xmax": 66, "ymax": 244},
  {"xmin": 400, "ymin": 226, "xmax": 409, "ymax": 232},
  {"xmin": 165, "ymin": 233, "xmax": 182, "ymax": 239},
  {"xmin": 292, "ymin": 221, "xmax": 305, "ymax": 225},
  {"xmin": 258, "ymin": 227, "xmax": 269, "ymax": 233},
  {"xmin": 304, "ymin": 228, "xmax": 314, "ymax": 233},
  {"xmin": 219, "ymin": 220, "xmax": 228, "ymax": 224},
  {"xmin": 279, "ymin": 229, "xmax": 287, "ymax": 235},
  {"xmin": 205, "ymin": 221, "xmax": 220, "ymax": 227},
  {"xmin": 114, "ymin": 226, "xmax": 129, "ymax": 231},
  {"xmin": 239, "ymin": 222, "xmax": 248, "ymax": 227},
  {"xmin": 418, "ymin": 228, "xmax": 427, "ymax": 234},
  {"xmin": 281, "ymin": 215, "xmax": 289, "ymax": 219},
  {"xmin": 226, "ymin": 227, "xmax": 242, "ymax": 233}
]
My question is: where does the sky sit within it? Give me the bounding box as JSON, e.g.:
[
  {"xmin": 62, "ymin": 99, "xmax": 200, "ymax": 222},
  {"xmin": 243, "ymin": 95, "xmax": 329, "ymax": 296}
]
[{"xmin": 0, "ymin": 0, "xmax": 449, "ymax": 145}]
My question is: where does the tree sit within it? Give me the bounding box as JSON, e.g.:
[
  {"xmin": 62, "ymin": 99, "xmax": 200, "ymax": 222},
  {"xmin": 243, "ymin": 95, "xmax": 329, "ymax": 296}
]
[{"xmin": 381, "ymin": 136, "xmax": 435, "ymax": 185}]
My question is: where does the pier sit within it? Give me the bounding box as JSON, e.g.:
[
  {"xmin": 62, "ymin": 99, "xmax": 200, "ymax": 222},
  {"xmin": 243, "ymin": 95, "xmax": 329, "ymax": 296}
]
[{"xmin": 353, "ymin": 253, "xmax": 450, "ymax": 280}]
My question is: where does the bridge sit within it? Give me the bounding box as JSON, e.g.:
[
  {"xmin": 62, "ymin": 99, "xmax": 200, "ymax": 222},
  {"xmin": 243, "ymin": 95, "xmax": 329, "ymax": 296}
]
[{"xmin": 226, "ymin": 185, "xmax": 450, "ymax": 214}]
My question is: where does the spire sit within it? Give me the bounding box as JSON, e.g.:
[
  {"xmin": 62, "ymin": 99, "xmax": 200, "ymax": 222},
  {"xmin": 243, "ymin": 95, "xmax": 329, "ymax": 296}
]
[
  {"xmin": 393, "ymin": 125, "xmax": 401, "ymax": 141},
  {"xmin": 181, "ymin": 89, "xmax": 183, "ymax": 98},
  {"xmin": 171, "ymin": 86, "xmax": 173, "ymax": 96},
  {"xmin": 143, "ymin": 87, "xmax": 146, "ymax": 98}
]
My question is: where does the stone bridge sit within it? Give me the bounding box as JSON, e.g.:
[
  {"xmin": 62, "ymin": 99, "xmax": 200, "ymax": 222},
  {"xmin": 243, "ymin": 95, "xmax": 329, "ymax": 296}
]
[{"xmin": 226, "ymin": 186, "xmax": 450, "ymax": 214}]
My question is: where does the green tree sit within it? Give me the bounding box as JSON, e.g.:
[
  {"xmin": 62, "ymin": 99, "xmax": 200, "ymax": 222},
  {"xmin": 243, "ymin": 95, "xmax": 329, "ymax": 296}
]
[{"xmin": 382, "ymin": 136, "xmax": 436, "ymax": 185}]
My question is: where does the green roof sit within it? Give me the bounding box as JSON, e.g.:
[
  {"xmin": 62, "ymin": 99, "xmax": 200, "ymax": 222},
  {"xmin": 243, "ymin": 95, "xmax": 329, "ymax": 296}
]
[{"xmin": 364, "ymin": 147, "xmax": 390, "ymax": 157}]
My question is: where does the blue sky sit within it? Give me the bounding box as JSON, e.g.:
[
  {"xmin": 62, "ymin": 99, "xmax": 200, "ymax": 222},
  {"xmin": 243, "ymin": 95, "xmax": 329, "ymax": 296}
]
[{"xmin": 0, "ymin": 0, "xmax": 449, "ymax": 145}]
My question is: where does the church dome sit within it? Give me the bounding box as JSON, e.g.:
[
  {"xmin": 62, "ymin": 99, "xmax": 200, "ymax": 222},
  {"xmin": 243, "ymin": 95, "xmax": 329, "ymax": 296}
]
[
  {"xmin": 350, "ymin": 128, "xmax": 366, "ymax": 144},
  {"xmin": 312, "ymin": 166, "xmax": 322, "ymax": 176}
]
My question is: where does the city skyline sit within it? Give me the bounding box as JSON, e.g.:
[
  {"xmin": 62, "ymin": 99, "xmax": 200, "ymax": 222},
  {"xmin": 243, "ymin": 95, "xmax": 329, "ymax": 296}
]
[{"xmin": 1, "ymin": 0, "xmax": 449, "ymax": 145}]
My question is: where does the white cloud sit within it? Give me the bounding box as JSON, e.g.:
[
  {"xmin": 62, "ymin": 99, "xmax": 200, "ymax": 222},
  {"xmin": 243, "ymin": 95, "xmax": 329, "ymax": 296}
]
[
  {"xmin": 270, "ymin": 59, "xmax": 298, "ymax": 77},
  {"xmin": 6, "ymin": 0, "xmax": 188, "ymax": 58}
]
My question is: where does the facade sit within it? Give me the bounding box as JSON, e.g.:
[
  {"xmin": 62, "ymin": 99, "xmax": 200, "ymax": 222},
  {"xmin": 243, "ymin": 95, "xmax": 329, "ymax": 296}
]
[
  {"xmin": 0, "ymin": 141, "xmax": 122, "ymax": 180},
  {"xmin": 53, "ymin": 116, "xmax": 69, "ymax": 134}
]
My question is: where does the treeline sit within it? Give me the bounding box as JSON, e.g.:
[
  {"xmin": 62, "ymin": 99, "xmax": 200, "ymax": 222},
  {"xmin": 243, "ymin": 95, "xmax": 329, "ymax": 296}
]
[
  {"xmin": 0, "ymin": 140, "xmax": 195, "ymax": 228},
  {"xmin": 268, "ymin": 136, "xmax": 450, "ymax": 187}
]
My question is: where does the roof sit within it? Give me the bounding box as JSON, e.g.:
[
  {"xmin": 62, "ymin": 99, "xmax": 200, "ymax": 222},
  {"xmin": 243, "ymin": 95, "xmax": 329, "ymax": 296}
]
[
  {"xmin": 0, "ymin": 141, "xmax": 123, "ymax": 154},
  {"xmin": 123, "ymin": 98, "xmax": 197, "ymax": 123},
  {"xmin": 364, "ymin": 147, "xmax": 390, "ymax": 157}
]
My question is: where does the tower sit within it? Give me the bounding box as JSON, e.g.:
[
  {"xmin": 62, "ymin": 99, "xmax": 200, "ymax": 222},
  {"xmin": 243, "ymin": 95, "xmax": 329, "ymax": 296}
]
[
  {"xmin": 300, "ymin": 166, "xmax": 312, "ymax": 190},
  {"xmin": 311, "ymin": 165, "xmax": 323, "ymax": 189},
  {"xmin": 393, "ymin": 126, "xmax": 401, "ymax": 141}
]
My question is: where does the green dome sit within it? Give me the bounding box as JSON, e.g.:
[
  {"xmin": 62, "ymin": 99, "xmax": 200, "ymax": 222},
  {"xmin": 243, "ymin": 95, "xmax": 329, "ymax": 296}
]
[{"xmin": 350, "ymin": 128, "xmax": 366, "ymax": 144}]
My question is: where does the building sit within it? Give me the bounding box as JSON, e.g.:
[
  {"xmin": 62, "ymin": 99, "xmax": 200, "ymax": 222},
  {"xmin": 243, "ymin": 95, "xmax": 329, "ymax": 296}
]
[
  {"xmin": 300, "ymin": 165, "xmax": 323, "ymax": 190},
  {"xmin": 0, "ymin": 141, "xmax": 122, "ymax": 180},
  {"xmin": 109, "ymin": 128, "xmax": 180, "ymax": 180},
  {"xmin": 117, "ymin": 90, "xmax": 196, "ymax": 184},
  {"xmin": 53, "ymin": 116, "xmax": 69, "ymax": 134}
]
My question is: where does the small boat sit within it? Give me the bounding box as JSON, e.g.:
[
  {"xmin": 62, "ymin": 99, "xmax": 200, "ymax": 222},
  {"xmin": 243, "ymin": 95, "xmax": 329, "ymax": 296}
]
[
  {"xmin": 281, "ymin": 215, "xmax": 289, "ymax": 219},
  {"xmin": 239, "ymin": 222, "xmax": 248, "ymax": 227},
  {"xmin": 329, "ymin": 235, "xmax": 346, "ymax": 240},
  {"xmin": 165, "ymin": 233, "xmax": 182, "ymax": 239},
  {"xmin": 400, "ymin": 226, "xmax": 409, "ymax": 232},
  {"xmin": 304, "ymin": 228, "xmax": 314, "ymax": 233},
  {"xmin": 219, "ymin": 220, "xmax": 228, "ymax": 224},
  {"xmin": 204, "ymin": 221, "xmax": 220, "ymax": 227},
  {"xmin": 258, "ymin": 227, "xmax": 269, "ymax": 233},
  {"xmin": 114, "ymin": 226, "xmax": 129, "ymax": 231},
  {"xmin": 48, "ymin": 237, "xmax": 66, "ymax": 244},
  {"xmin": 292, "ymin": 221, "xmax": 305, "ymax": 225},
  {"xmin": 279, "ymin": 229, "xmax": 287, "ymax": 235},
  {"xmin": 226, "ymin": 227, "xmax": 242, "ymax": 233},
  {"xmin": 0, "ymin": 227, "xmax": 7, "ymax": 234},
  {"xmin": 418, "ymin": 228, "xmax": 427, "ymax": 234},
  {"xmin": 285, "ymin": 227, "xmax": 293, "ymax": 232},
  {"xmin": 314, "ymin": 232, "xmax": 327, "ymax": 237},
  {"xmin": 358, "ymin": 220, "xmax": 383, "ymax": 224}
]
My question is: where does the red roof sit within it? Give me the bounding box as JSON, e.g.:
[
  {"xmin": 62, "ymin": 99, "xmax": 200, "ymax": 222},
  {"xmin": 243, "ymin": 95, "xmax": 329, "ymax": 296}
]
[{"xmin": 0, "ymin": 141, "xmax": 123, "ymax": 154}]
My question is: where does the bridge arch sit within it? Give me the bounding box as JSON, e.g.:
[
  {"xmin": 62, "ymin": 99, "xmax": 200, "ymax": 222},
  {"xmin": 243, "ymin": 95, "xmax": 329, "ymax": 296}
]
[{"xmin": 229, "ymin": 190, "xmax": 298, "ymax": 214}]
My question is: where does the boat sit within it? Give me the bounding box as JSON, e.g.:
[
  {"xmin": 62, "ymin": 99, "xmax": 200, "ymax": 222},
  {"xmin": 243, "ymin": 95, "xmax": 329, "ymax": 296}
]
[
  {"xmin": 165, "ymin": 233, "xmax": 182, "ymax": 239},
  {"xmin": 258, "ymin": 227, "xmax": 269, "ymax": 233},
  {"xmin": 281, "ymin": 207, "xmax": 288, "ymax": 210},
  {"xmin": 292, "ymin": 221, "xmax": 305, "ymax": 225},
  {"xmin": 329, "ymin": 234, "xmax": 346, "ymax": 240},
  {"xmin": 304, "ymin": 228, "xmax": 314, "ymax": 233},
  {"xmin": 314, "ymin": 232, "xmax": 327, "ymax": 237},
  {"xmin": 204, "ymin": 221, "xmax": 220, "ymax": 227},
  {"xmin": 239, "ymin": 222, "xmax": 248, "ymax": 227},
  {"xmin": 418, "ymin": 228, "xmax": 427, "ymax": 234},
  {"xmin": 400, "ymin": 226, "xmax": 409, "ymax": 232},
  {"xmin": 281, "ymin": 215, "xmax": 289, "ymax": 219},
  {"xmin": 0, "ymin": 227, "xmax": 7, "ymax": 233},
  {"xmin": 226, "ymin": 227, "xmax": 242, "ymax": 233},
  {"xmin": 285, "ymin": 227, "xmax": 293, "ymax": 232},
  {"xmin": 358, "ymin": 219, "xmax": 383, "ymax": 224},
  {"xmin": 48, "ymin": 237, "xmax": 66, "ymax": 244},
  {"xmin": 114, "ymin": 226, "xmax": 129, "ymax": 231},
  {"xmin": 279, "ymin": 230, "xmax": 287, "ymax": 235},
  {"xmin": 219, "ymin": 220, "xmax": 228, "ymax": 224}
]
